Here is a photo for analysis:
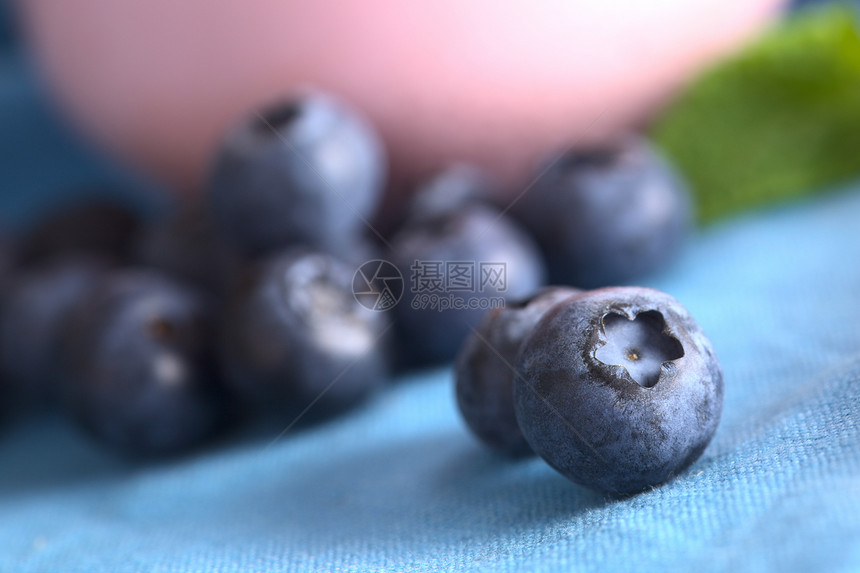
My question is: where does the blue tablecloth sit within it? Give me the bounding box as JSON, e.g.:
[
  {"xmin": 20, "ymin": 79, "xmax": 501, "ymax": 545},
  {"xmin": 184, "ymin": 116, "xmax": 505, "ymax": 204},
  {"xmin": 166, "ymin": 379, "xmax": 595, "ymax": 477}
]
[{"xmin": 2, "ymin": 11, "xmax": 860, "ymax": 572}]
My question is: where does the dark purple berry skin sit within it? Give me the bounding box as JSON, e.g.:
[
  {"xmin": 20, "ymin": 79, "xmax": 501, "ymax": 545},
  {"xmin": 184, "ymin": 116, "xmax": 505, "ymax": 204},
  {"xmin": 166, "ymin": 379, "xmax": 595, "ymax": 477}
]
[
  {"xmin": 221, "ymin": 250, "xmax": 389, "ymax": 422},
  {"xmin": 0, "ymin": 258, "xmax": 104, "ymax": 410},
  {"xmin": 514, "ymin": 287, "xmax": 723, "ymax": 495},
  {"xmin": 60, "ymin": 270, "xmax": 227, "ymax": 455},
  {"xmin": 514, "ymin": 137, "xmax": 692, "ymax": 288},
  {"xmin": 15, "ymin": 200, "xmax": 141, "ymax": 266},
  {"xmin": 455, "ymin": 286, "xmax": 581, "ymax": 456},
  {"xmin": 207, "ymin": 93, "xmax": 387, "ymax": 256},
  {"xmin": 134, "ymin": 205, "xmax": 240, "ymax": 296},
  {"xmin": 406, "ymin": 164, "xmax": 497, "ymax": 223},
  {"xmin": 391, "ymin": 204, "xmax": 547, "ymax": 366}
]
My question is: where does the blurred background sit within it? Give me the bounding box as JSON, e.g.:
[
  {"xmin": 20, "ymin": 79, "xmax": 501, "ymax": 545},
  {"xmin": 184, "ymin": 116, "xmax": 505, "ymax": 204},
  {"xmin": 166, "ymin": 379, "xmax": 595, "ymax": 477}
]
[{"xmin": 3, "ymin": 0, "xmax": 860, "ymax": 226}]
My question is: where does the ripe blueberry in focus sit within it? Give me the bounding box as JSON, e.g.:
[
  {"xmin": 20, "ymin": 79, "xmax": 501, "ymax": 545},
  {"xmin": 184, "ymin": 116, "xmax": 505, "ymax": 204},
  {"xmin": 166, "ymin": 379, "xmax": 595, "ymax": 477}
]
[
  {"xmin": 0, "ymin": 258, "xmax": 104, "ymax": 410},
  {"xmin": 61, "ymin": 270, "xmax": 227, "ymax": 455},
  {"xmin": 391, "ymin": 204, "xmax": 547, "ymax": 366},
  {"xmin": 207, "ymin": 93, "xmax": 387, "ymax": 256},
  {"xmin": 221, "ymin": 249, "xmax": 389, "ymax": 422},
  {"xmin": 514, "ymin": 287, "xmax": 723, "ymax": 495},
  {"xmin": 514, "ymin": 137, "xmax": 692, "ymax": 288},
  {"xmin": 455, "ymin": 286, "xmax": 581, "ymax": 456}
]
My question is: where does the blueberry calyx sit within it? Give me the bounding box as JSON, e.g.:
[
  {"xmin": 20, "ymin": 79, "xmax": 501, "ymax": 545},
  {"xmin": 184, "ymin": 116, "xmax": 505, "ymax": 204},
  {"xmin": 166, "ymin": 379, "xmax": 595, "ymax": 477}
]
[
  {"xmin": 253, "ymin": 102, "xmax": 302, "ymax": 136},
  {"xmin": 207, "ymin": 92, "xmax": 387, "ymax": 256},
  {"xmin": 594, "ymin": 310, "xmax": 684, "ymax": 388}
]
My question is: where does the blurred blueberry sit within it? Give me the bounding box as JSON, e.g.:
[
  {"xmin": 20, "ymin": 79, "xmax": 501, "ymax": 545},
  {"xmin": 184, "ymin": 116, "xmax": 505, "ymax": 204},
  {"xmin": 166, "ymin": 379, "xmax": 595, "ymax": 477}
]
[
  {"xmin": 0, "ymin": 257, "xmax": 104, "ymax": 412},
  {"xmin": 14, "ymin": 199, "xmax": 143, "ymax": 267},
  {"xmin": 391, "ymin": 204, "xmax": 546, "ymax": 366},
  {"xmin": 514, "ymin": 286, "xmax": 723, "ymax": 495},
  {"xmin": 406, "ymin": 164, "xmax": 497, "ymax": 222},
  {"xmin": 220, "ymin": 249, "xmax": 390, "ymax": 423},
  {"xmin": 513, "ymin": 137, "xmax": 692, "ymax": 288},
  {"xmin": 60, "ymin": 270, "xmax": 228, "ymax": 455},
  {"xmin": 455, "ymin": 286, "xmax": 581, "ymax": 456},
  {"xmin": 207, "ymin": 92, "xmax": 387, "ymax": 256},
  {"xmin": 134, "ymin": 205, "xmax": 240, "ymax": 296}
]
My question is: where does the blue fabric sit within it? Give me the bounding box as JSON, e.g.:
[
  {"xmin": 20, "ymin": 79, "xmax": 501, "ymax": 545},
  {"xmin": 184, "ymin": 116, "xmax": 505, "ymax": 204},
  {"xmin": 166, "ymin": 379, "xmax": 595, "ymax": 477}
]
[
  {"xmin": 6, "ymin": 186, "xmax": 860, "ymax": 572},
  {"xmin": 3, "ymin": 17, "xmax": 860, "ymax": 573}
]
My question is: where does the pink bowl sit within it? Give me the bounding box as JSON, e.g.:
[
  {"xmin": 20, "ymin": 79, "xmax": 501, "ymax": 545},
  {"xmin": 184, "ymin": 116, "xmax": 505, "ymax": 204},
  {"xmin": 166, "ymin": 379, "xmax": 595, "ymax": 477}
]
[{"xmin": 19, "ymin": 0, "xmax": 782, "ymax": 195}]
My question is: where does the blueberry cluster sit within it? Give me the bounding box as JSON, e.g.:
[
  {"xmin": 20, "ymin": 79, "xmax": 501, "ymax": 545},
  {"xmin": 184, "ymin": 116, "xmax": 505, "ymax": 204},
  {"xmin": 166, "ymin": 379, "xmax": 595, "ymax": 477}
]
[
  {"xmin": 0, "ymin": 90, "xmax": 703, "ymax": 473},
  {"xmin": 456, "ymin": 287, "xmax": 724, "ymax": 495},
  {"xmin": 0, "ymin": 93, "xmax": 393, "ymax": 455}
]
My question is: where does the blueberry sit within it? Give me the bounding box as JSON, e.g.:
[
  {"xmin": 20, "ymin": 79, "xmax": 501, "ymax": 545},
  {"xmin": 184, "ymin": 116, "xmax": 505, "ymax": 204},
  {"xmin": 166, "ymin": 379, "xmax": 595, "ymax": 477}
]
[
  {"xmin": 514, "ymin": 286, "xmax": 723, "ymax": 494},
  {"xmin": 0, "ymin": 257, "xmax": 104, "ymax": 411},
  {"xmin": 60, "ymin": 270, "xmax": 228, "ymax": 455},
  {"xmin": 391, "ymin": 204, "xmax": 546, "ymax": 366},
  {"xmin": 207, "ymin": 92, "xmax": 387, "ymax": 256},
  {"xmin": 134, "ymin": 205, "xmax": 240, "ymax": 295},
  {"xmin": 513, "ymin": 137, "xmax": 692, "ymax": 288},
  {"xmin": 15, "ymin": 200, "xmax": 142, "ymax": 266},
  {"xmin": 455, "ymin": 286, "xmax": 581, "ymax": 456},
  {"xmin": 406, "ymin": 164, "xmax": 497, "ymax": 223},
  {"xmin": 220, "ymin": 249, "xmax": 389, "ymax": 423}
]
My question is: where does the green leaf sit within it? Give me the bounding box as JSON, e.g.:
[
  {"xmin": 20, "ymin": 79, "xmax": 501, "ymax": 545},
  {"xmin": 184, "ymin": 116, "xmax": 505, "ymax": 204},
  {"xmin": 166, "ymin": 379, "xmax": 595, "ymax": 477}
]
[{"xmin": 652, "ymin": 6, "xmax": 860, "ymax": 223}]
